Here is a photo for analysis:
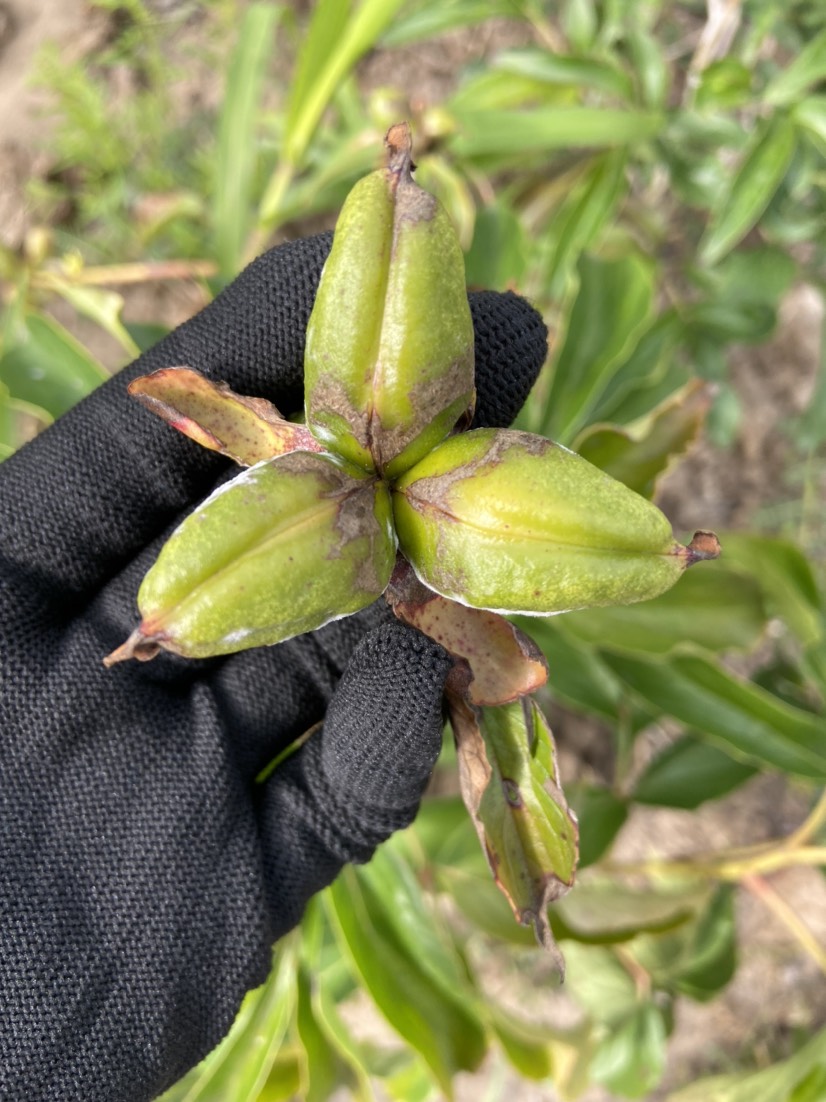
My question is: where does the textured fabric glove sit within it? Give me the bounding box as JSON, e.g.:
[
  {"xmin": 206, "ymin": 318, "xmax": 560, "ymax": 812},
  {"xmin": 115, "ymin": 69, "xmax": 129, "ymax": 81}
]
[{"xmin": 0, "ymin": 232, "xmax": 548, "ymax": 1102}]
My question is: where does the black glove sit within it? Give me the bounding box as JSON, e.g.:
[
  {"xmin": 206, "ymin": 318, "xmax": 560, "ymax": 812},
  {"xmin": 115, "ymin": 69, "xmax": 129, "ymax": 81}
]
[{"xmin": 0, "ymin": 232, "xmax": 547, "ymax": 1102}]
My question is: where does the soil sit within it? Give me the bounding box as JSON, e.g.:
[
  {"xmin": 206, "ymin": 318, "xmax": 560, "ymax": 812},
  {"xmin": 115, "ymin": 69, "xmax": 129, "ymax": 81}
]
[{"xmin": 1, "ymin": 3, "xmax": 824, "ymax": 1100}]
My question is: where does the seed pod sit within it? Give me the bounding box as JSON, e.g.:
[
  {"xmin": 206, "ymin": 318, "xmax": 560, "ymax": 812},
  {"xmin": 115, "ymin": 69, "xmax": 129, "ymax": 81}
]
[
  {"xmin": 105, "ymin": 452, "xmax": 395, "ymax": 664},
  {"xmin": 393, "ymin": 428, "xmax": 719, "ymax": 615},
  {"xmin": 304, "ymin": 122, "xmax": 475, "ymax": 479},
  {"xmin": 450, "ymin": 693, "xmax": 577, "ymax": 962}
]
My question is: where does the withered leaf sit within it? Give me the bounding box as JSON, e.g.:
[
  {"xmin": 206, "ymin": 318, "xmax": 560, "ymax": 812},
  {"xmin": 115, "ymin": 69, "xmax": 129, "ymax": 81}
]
[
  {"xmin": 387, "ymin": 560, "xmax": 548, "ymax": 705},
  {"xmin": 128, "ymin": 367, "xmax": 323, "ymax": 466}
]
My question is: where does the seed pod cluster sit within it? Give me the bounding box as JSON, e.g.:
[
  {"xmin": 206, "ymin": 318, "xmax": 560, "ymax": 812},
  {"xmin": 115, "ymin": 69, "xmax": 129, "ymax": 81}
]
[
  {"xmin": 107, "ymin": 122, "xmax": 721, "ymax": 956},
  {"xmin": 107, "ymin": 122, "xmax": 718, "ymax": 675}
]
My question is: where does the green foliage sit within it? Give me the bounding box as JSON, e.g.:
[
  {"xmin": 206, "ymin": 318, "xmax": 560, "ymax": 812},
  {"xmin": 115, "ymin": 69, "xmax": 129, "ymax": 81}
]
[
  {"xmin": 669, "ymin": 1026, "xmax": 826, "ymax": 1102},
  {"xmin": 213, "ymin": 4, "xmax": 283, "ymax": 279},
  {"xmin": 2, "ymin": 0, "xmax": 826, "ymax": 1099}
]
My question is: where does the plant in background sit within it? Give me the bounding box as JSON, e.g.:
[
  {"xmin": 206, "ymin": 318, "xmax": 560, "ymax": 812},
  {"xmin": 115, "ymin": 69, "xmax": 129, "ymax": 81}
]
[{"xmin": 2, "ymin": 1, "xmax": 826, "ymax": 1099}]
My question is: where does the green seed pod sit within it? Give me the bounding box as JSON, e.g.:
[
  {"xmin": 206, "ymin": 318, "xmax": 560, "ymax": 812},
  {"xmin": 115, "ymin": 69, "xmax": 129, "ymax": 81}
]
[
  {"xmin": 393, "ymin": 428, "xmax": 715, "ymax": 615},
  {"xmin": 304, "ymin": 122, "xmax": 475, "ymax": 479},
  {"xmin": 106, "ymin": 452, "xmax": 395, "ymax": 663}
]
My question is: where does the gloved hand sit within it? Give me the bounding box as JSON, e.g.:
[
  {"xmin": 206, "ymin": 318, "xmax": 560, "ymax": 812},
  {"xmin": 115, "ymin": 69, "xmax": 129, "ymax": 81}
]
[{"xmin": 0, "ymin": 232, "xmax": 547, "ymax": 1102}]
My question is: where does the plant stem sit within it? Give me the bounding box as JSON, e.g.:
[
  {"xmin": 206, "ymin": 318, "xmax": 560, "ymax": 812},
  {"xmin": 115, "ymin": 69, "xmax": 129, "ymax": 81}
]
[
  {"xmin": 28, "ymin": 260, "xmax": 218, "ymax": 289},
  {"xmin": 604, "ymin": 789, "xmax": 826, "ymax": 882},
  {"xmin": 519, "ymin": 1, "xmax": 566, "ymax": 54},
  {"xmin": 716, "ymin": 846, "xmax": 826, "ymax": 880},
  {"xmin": 614, "ymin": 943, "xmax": 652, "ymax": 1000},
  {"xmin": 783, "ymin": 786, "xmax": 826, "ymax": 849},
  {"xmin": 742, "ymin": 873, "xmax": 826, "ymax": 976},
  {"xmin": 605, "ymin": 845, "xmax": 826, "ymax": 882}
]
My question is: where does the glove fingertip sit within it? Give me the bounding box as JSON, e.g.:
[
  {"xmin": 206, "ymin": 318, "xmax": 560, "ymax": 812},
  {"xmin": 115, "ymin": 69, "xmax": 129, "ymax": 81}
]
[
  {"xmin": 470, "ymin": 289, "xmax": 549, "ymax": 429},
  {"xmin": 321, "ymin": 621, "xmax": 451, "ymax": 811}
]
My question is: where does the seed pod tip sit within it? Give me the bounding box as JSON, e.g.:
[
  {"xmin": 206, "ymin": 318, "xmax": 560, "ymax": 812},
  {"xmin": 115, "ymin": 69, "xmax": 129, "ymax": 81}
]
[
  {"xmin": 103, "ymin": 628, "xmax": 163, "ymax": 667},
  {"xmin": 685, "ymin": 530, "xmax": 722, "ymax": 564},
  {"xmin": 384, "ymin": 121, "xmax": 414, "ymax": 180}
]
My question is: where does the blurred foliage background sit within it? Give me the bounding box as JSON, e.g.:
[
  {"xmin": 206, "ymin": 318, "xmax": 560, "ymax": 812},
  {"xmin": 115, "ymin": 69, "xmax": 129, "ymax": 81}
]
[{"xmin": 1, "ymin": 0, "xmax": 826, "ymax": 1098}]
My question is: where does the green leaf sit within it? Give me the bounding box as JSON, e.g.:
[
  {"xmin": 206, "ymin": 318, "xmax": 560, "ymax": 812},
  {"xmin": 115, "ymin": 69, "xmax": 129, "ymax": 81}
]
[
  {"xmin": 407, "ymin": 794, "xmax": 484, "ymax": 870},
  {"xmin": 282, "ymin": 0, "xmax": 405, "ymax": 167},
  {"xmin": 156, "ymin": 938, "xmax": 298, "ymax": 1101},
  {"xmin": 764, "ymin": 28, "xmax": 826, "ymax": 107},
  {"xmin": 560, "ymin": 563, "xmax": 768, "ymax": 657},
  {"xmin": 494, "ymin": 48, "xmax": 633, "ymax": 100},
  {"xmin": 293, "ymin": 900, "xmax": 373, "ymax": 1099},
  {"xmin": 448, "ymin": 67, "xmax": 566, "ymax": 113},
  {"xmin": 258, "ymin": 1049, "xmax": 302, "ymax": 1102},
  {"xmin": 0, "ymin": 313, "xmax": 108, "ymax": 418},
  {"xmin": 270, "ymin": 125, "xmax": 376, "ymax": 217},
  {"xmin": 414, "ymin": 154, "xmax": 475, "ymax": 251},
  {"xmin": 575, "ymin": 379, "xmax": 712, "ymax": 499},
  {"xmin": 568, "ymin": 785, "xmax": 628, "ymax": 868},
  {"xmin": 602, "ymin": 650, "xmax": 826, "ymax": 780},
  {"xmin": 633, "ymin": 735, "xmax": 758, "ymax": 809},
  {"xmin": 379, "ymin": 0, "xmax": 512, "ymax": 47},
  {"xmin": 589, "ymin": 1002, "xmax": 667, "ymax": 1098},
  {"xmin": 0, "ymin": 380, "xmax": 17, "ymax": 456},
  {"xmin": 633, "ymin": 885, "xmax": 736, "ymax": 1004},
  {"xmin": 301, "ymin": 903, "xmax": 411, "ymax": 1093},
  {"xmin": 669, "ymin": 886, "xmax": 737, "ymax": 1001},
  {"xmin": 666, "ymin": 1017, "xmax": 826, "ymax": 1101},
  {"xmin": 326, "ymin": 859, "xmax": 486, "ymax": 1092},
  {"xmin": 754, "ymin": 655, "xmax": 825, "ymax": 715},
  {"xmin": 358, "ymin": 845, "xmax": 479, "ymax": 1002},
  {"xmin": 540, "ymin": 251, "xmax": 655, "ymax": 443},
  {"xmin": 803, "ymin": 637, "xmax": 826, "ymax": 702},
  {"xmin": 464, "ymin": 202, "xmax": 529, "ymax": 291},
  {"xmin": 213, "ymin": 3, "xmax": 281, "ymax": 278},
  {"xmin": 520, "ymin": 618, "xmax": 624, "ymax": 721},
  {"xmin": 706, "ymin": 381, "xmax": 742, "ymax": 448},
  {"xmin": 700, "ymin": 113, "xmax": 797, "ymax": 266},
  {"xmin": 546, "ymin": 150, "xmax": 628, "ymax": 298},
  {"xmin": 447, "ymin": 107, "xmax": 664, "ymax": 164},
  {"xmin": 0, "ymin": 380, "xmax": 53, "ymax": 457},
  {"xmin": 624, "ymin": 27, "xmax": 669, "ymax": 108},
  {"xmin": 435, "ymin": 865, "xmax": 536, "ymax": 947},
  {"xmin": 691, "ymin": 244, "xmax": 797, "ymax": 307},
  {"xmin": 794, "ymin": 95, "xmax": 826, "ymax": 152},
  {"xmin": 384, "ymin": 1053, "xmax": 441, "ymax": 1102},
  {"xmin": 554, "ymin": 877, "xmax": 699, "ymax": 944},
  {"xmin": 720, "ymin": 532, "xmax": 823, "ymax": 645},
  {"xmin": 295, "ymin": 965, "xmax": 353, "ymax": 1102},
  {"xmin": 48, "ymin": 282, "xmax": 140, "ymax": 358},
  {"xmin": 282, "ymin": 0, "xmax": 351, "ymax": 165},
  {"xmin": 695, "ymin": 59, "xmax": 753, "ymax": 110},
  {"xmin": 309, "ymin": 982, "xmax": 376, "ymax": 1101},
  {"xmin": 125, "ymin": 321, "xmax": 171, "ymax": 354},
  {"xmin": 790, "ymin": 1065, "xmax": 826, "ymax": 1102},
  {"xmin": 490, "ymin": 1005, "xmax": 554, "ymax": 1080},
  {"xmin": 683, "ymin": 299, "xmax": 777, "ymax": 344},
  {"xmin": 562, "ymin": 0, "xmax": 597, "ymax": 52},
  {"xmin": 587, "ymin": 311, "xmax": 685, "ymax": 427},
  {"xmin": 563, "ymin": 943, "xmax": 639, "ymax": 1025}
]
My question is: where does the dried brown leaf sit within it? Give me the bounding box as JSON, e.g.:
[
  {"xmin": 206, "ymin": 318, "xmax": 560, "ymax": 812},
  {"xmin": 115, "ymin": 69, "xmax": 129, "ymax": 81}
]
[{"xmin": 128, "ymin": 367, "xmax": 323, "ymax": 466}]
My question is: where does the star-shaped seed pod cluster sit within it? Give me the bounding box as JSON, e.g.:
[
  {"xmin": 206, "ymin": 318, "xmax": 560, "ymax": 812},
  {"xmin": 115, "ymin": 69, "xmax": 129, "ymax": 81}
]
[{"xmin": 105, "ymin": 123, "xmax": 720, "ymax": 956}]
